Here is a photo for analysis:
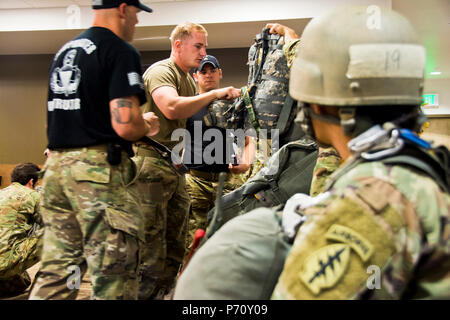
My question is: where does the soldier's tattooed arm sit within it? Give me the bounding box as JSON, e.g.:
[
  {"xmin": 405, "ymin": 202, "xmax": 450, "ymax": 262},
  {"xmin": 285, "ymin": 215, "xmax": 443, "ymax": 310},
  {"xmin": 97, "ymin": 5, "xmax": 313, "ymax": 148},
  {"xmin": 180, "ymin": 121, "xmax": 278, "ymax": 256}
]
[
  {"xmin": 110, "ymin": 95, "xmax": 156, "ymax": 141},
  {"xmin": 111, "ymin": 99, "xmax": 133, "ymax": 124}
]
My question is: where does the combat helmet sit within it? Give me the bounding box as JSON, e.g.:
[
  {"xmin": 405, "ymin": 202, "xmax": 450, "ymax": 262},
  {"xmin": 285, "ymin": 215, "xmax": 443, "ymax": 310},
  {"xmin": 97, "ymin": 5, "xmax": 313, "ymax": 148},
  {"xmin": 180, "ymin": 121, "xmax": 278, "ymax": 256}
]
[{"xmin": 290, "ymin": 6, "xmax": 426, "ymax": 134}]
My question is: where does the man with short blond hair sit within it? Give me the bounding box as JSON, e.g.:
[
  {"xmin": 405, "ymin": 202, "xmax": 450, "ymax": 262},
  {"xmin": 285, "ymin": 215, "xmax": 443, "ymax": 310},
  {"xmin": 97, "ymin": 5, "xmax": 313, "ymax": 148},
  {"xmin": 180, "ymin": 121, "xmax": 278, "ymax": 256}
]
[
  {"xmin": 134, "ymin": 22, "xmax": 241, "ymax": 299},
  {"xmin": 169, "ymin": 22, "xmax": 208, "ymax": 45}
]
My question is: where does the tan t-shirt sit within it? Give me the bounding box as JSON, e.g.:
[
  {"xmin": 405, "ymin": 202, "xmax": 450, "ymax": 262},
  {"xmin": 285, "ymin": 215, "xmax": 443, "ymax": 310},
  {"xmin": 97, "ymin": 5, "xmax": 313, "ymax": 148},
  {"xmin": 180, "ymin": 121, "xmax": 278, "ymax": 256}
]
[{"xmin": 141, "ymin": 58, "xmax": 198, "ymax": 150}]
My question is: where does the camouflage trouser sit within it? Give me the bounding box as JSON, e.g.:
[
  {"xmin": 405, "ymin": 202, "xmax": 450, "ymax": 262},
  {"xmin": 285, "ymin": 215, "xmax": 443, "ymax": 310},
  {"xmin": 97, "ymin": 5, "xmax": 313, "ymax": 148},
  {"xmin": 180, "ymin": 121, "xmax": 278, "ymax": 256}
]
[
  {"xmin": 184, "ymin": 172, "xmax": 245, "ymax": 256},
  {"xmin": 0, "ymin": 233, "xmax": 42, "ymax": 296},
  {"xmin": 133, "ymin": 154, "xmax": 190, "ymax": 300},
  {"xmin": 232, "ymin": 137, "xmax": 272, "ymax": 184},
  {"xmin": 0, "ymin": 272, "xmax": 31, "ymax": 297},
  {"xmin": 29, "ymin": 147, "xmax": 143, "ymax": 300}
]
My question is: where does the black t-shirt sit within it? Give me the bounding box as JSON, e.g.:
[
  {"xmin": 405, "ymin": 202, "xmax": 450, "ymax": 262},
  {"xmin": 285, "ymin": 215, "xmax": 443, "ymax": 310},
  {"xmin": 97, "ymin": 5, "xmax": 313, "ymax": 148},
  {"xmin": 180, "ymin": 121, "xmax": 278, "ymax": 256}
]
[
  {"xmin": 46, "ymin": 27, "xmax": 146, "ymax": 152},
  {"xmin": 184, "ymin": 106, "xmax": 235, "ymax": 173}
]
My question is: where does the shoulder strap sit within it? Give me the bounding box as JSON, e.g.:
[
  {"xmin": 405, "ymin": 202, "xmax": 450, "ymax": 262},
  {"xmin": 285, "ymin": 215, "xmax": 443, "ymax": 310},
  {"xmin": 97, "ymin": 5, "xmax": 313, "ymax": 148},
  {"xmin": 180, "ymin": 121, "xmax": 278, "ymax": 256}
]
[
  {"xmin": 276, "ymin": 95, "xmax": 296, "ymax": 136},
  {"xmin": 328, "ymin": 145, "xmax": 450, "ymax": 193},
  {"xmin": 249, "ymin": 29, "xmax": 270, "ymax": 94},
  {"xmin": 380, "ymin": 145, "xmax": 450, "ymax": 193},
  {"xmin": 382, "ymin": 155, "xmax": 447, "ymax": 191}
]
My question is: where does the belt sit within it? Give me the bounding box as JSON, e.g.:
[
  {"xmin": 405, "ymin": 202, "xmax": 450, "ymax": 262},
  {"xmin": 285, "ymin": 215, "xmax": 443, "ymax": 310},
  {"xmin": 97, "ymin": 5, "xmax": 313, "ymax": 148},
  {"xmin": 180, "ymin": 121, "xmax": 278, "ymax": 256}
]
[
  {"xmin": 135, "ymin": 146, "xmax": 162, "ymax": 158},
  {"xmin": 189, "ymin": 169, "xmax": 230, "ymax": 182},
  {"xmin": 51, "ymin": 144, "xmax": 108, "ymax": 152}
]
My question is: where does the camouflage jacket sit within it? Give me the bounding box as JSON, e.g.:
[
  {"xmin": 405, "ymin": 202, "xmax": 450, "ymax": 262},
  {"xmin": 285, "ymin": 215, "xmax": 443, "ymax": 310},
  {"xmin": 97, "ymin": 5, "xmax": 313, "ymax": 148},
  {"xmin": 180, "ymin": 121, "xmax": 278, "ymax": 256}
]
[
  {"xmin": 0, "ymin": 183, "xmax": 41, "ymax": 255},
  {"xmin": 203, "ymin": 99, "xmax": 252, "ymax": 131},
  {"xmin": 283, "ymin": 38, "xmax": 301, "ymax": 69},
  {"xmin": 309, "ymin": 147, "xmax": 342, "ymax": 196},
  {"xmin": 272, "ymin": 155, "xmax": 450, "ymax": 299}
]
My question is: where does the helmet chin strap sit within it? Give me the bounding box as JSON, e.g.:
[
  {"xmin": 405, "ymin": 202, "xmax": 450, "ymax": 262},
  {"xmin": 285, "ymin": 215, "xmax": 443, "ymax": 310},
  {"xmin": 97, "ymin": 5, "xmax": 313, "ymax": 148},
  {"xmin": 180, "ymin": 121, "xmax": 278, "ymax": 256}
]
[
  {"xmin": 338, "ymin": 108, "xmax": 356, "ymax": 136},
  {"xmin": 298, "ymin": 103, "xmax": 357, "ymax": 137},
  {"xmin": 295, "ymin": 103, "xmax": 342, "ymax": 149},
  {"xmin": 294, "ymin": 103, "xmax": 316, "ymax": 139}
]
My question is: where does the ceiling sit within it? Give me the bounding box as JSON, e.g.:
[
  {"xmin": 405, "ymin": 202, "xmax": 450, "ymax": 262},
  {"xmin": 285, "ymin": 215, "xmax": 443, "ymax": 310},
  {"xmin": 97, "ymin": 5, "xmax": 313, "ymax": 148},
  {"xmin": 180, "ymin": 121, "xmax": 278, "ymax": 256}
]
[
  {"xmin": 0, "ymin": 18, "xmax": 311, "ymax": 53},
  {"xmin": 0, "ymin": 0, "xmax": 91, "ymax": 9}
]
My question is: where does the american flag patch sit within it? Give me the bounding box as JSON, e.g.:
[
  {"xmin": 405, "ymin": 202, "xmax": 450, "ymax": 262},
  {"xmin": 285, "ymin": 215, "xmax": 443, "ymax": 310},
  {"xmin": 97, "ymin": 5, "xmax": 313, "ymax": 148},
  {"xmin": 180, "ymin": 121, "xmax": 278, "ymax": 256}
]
[{"xmin": 127, "ymin": 72, "xmax": 144, "ymax": 89}]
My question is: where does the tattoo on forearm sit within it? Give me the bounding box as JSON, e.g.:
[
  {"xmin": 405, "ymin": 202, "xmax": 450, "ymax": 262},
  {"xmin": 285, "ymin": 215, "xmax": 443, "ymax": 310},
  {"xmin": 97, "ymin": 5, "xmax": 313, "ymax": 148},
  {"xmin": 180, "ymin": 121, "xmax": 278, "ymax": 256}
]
[{"xmin": 112, "ymin": 99, "xmax": 133, "ymax": 124}]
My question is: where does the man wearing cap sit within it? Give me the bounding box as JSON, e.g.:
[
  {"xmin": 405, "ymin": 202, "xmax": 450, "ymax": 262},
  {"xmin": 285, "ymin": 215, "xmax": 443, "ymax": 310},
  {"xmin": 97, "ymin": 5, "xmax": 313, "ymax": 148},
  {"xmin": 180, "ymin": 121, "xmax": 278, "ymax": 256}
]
[
  {"xmin": 183, "ymin": 55, "xmax": 255, "ymax": 261},
  {"xmin": 134, "ymin": 23, "xmax": 241, "ymax": 299},
  {"xmin": 29, "ymin": 0, "xmax": 159, "ymax": 300}
]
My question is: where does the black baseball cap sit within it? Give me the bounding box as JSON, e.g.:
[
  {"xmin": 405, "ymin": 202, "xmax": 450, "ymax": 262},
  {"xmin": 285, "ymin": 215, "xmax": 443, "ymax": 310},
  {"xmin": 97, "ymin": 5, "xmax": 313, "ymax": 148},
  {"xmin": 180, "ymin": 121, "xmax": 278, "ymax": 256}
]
[
  {"xmin": 92, "ymin": 0, "xmax": 153, "ymax": 13},
  {"xmin": 195, "ymin": 55, "xmax": 221, "ymax": 72}
]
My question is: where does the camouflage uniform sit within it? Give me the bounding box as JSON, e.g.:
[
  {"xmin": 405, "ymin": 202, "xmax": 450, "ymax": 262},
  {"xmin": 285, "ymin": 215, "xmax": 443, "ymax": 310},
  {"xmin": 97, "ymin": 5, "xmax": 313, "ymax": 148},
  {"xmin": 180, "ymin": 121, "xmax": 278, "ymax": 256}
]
[
  {"xmin": 29, "ymin": 148, "xmax": 143, "ymax": 300},
  {"xmin": 135, "ymin": 58, "xmax": 196, "ymax": 299},
  {"xmin": 133, "ymin": 151, "xmax": 190, "ymax": 299},
  {"xmin": 185, "ymin": 172, "xmax": 244, "ymax": 254},
  {"xmin": 0, "ymin": 183, "xmax": 42, "ymax": 296},
  {"xmin": 283, "ymin": 39, "xmax": 300, "ymax": 68},
  {"xmin": 272, "ymin": 157, "xmax": 450, "ymax": 299},
  {"xmin": 309, "ymin": 147, "xmax": 341, "ymax": 196}
]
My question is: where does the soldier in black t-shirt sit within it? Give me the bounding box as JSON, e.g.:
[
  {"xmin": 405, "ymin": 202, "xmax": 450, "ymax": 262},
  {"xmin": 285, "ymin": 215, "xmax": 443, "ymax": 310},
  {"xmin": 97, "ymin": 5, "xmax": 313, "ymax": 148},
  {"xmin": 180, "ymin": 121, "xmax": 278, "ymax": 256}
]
[{"xmin": 29, "ymin": 1, "xmax": 159, "ymax": 300}]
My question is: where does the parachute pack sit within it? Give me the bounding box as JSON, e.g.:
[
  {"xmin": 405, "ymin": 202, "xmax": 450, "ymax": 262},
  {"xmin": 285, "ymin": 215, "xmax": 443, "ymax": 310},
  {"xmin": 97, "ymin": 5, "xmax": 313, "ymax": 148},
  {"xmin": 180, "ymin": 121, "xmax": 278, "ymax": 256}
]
[
  {"xmin": 245, "ymin": 29, "xmax": 297, "ymax": 135},
  {"xmin": 204, "ymin": 136, "xmax": 319, "ymax": 241},
  {"xmin": 203, "ymin": 28, "xmax": 302, "ymax": 143},
  {"xmin": 174, "ymin": 207, "xmax": 292, "ymax": 300}
]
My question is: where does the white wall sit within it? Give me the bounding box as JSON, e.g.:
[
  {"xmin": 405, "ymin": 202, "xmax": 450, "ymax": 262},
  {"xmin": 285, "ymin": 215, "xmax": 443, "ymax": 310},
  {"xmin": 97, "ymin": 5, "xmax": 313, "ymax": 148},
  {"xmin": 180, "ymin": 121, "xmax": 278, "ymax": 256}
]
[{"xmin": 0, "ymin": 0, "xmax": 392, "ymax": 31}]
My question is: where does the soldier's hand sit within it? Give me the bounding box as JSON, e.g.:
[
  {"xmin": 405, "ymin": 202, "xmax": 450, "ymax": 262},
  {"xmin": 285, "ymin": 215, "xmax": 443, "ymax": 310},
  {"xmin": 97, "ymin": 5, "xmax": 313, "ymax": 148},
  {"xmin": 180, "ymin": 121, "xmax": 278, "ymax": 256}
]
[
  {"xmin": 214, "ymin": 87, "xmax": 241, "ymax": 101},
  {"xmin": 228, "ymin": 154, "xmax": 250, "ymax": 174},
  {"xmin": 266, "ymin": 23, "xmax": 286, "ymax": 36},
  {"xmin": 265, "ymin": 23, "xmax": 299, "ymax": 42},
  {"xmin": 143, "ymin": 112, "xmax": 160, "ymax": 137},
  {"xmin": 228, "ymin": 162, "xmax": 250, "ymax": 174}
]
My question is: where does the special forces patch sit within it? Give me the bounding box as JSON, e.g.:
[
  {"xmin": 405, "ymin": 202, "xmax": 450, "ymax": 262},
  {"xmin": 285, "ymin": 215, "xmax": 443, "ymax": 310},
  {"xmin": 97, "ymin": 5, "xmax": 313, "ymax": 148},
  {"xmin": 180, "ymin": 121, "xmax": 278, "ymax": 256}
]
[
  {"xmin": 300, "ymin": 243, "xmax": 351, "ymax": 295},
  {"xmin": 325, "ymin": 224, "xmax": 374, "ymax": 262},
  {"xmin": 300, "ymin": 224, "xmax": 374, "ymax": 295}
]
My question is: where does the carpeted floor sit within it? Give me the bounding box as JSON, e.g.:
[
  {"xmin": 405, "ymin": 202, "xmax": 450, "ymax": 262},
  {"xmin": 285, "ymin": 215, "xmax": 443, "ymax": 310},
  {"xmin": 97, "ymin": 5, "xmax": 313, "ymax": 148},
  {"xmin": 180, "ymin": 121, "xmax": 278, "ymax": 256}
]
[{"xmin": 0, "ymin": 263, "xmax": 92, "ymax": 300}]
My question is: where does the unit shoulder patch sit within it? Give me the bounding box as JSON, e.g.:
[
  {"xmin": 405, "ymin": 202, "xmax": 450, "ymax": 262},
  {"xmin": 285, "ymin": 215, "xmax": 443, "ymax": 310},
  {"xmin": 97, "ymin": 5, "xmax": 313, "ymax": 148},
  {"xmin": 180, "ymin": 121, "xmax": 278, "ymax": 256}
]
[
  {"xmin": 325, "ymin": 224, "xmax": 374, "ymax": 262},
  {"xmin": 299, "ymin": 243, "xmax": 351, "ymax": 296}
]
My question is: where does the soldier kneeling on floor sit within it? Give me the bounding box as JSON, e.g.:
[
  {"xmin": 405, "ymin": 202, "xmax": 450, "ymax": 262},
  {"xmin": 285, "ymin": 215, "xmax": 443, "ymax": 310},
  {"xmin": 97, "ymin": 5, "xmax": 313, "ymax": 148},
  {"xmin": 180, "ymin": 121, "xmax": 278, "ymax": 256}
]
[{"xmin": 0, "ymin": 163, "xmax": 43, "ymax": 297}]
